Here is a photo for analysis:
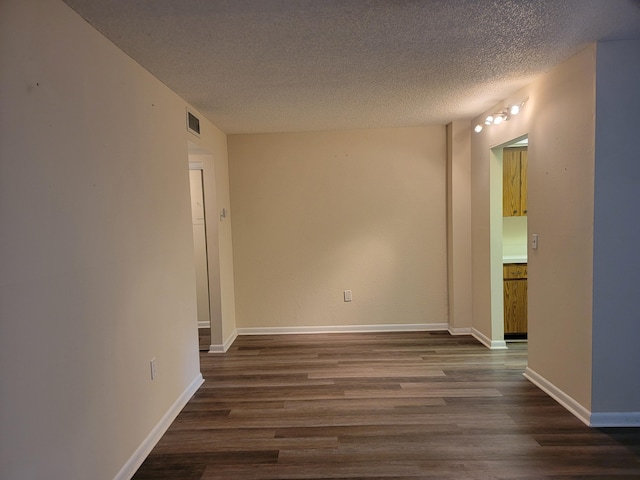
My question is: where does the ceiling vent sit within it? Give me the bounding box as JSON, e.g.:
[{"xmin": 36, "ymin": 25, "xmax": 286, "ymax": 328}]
[{"xmin": 186, "ymin": 108, "xmax": 200, "ymax": 136}]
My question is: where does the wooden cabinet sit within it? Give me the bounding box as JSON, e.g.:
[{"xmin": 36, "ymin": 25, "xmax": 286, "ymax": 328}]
[
  {"xmin": 503, "ymin": 147, "xmax": 528, "ymax": 217},
  {"xmin": 503, "ymin": 263, "xmax": 527, "ymax": 338}
]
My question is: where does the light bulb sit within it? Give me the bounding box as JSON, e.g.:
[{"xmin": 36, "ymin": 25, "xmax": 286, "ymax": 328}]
[
  {"xmin": 493, "ymin": 115, "xmax": 504, "ymax": 125},
  {"xmin": 510, "ymin": 104, "xmax": 521, "ymax": 115},
  {"xmin": 474, "ymin": 124, "xmax": 483, "ymax": 133},
  {"xmin": 485, "ymin": 115, "xmax": 494, "ymax": 125}
]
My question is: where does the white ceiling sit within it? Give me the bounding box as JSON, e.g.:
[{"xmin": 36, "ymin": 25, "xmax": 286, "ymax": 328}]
[{"xmin": 63, "ymin": 0, "xmax": 640, "ymax": 134}]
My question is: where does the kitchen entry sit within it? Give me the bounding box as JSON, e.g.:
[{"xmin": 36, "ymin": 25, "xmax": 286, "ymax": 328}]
[{"xmin": 501, "ymin": 138, "xmax": 528, "ymax": 341}]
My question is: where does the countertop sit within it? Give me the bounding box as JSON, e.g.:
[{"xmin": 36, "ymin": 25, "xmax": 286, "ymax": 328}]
[{"xmin": 503, "ymin": 256, "xmax": 527, "ymax": 264}]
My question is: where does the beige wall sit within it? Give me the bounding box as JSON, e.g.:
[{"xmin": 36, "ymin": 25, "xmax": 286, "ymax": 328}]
[
  {"xmin": 446, "ymin": 121, "xmax": 473, "ymax": 332},
  {"xmin": 470, "ymin": 45, "xmax": 596, "ymax": 410},
  {"xmin": 0, "ymin": 0, "xmax": 233, "ymax": 478},
  {"xmin": 228, "ymin": 127, "xmax": 447, "ymax": 329}
]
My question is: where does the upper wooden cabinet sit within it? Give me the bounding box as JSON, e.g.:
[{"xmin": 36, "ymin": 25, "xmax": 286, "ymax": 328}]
[{"xmin": 503, "ymin": 147, "xmax": 528, "ymax": 217}]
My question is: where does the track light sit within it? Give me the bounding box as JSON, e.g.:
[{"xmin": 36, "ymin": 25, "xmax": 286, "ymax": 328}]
[{"xmin": 474, "ymin": 99, "xmax": 527, "ymax": 133}]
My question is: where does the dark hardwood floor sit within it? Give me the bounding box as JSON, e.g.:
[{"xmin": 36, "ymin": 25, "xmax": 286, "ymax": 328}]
[
  {"xmin": 133, "ymin": 331, "xmax": 640, "ymax": 479},
  {"xmin": 198, "ymin": 327, "xmax": 210, "ymax": 351}
]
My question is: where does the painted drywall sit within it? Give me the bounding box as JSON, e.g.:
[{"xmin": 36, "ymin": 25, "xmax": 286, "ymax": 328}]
[
  {"xmin": 446, "ymin": 121, "xmax": 473, "ymax": 332},
  {"xmin": 228, "ymin": 127, "xmax": 447, "ymax": 329},
  {"xmin": 471, "ymin": 45, "xmax": 596, "ymax": 410},
  {"xmin": 592, "ymin": 40, "xmax": 640, "ymax": 414},
  {"xmin": 0, "ymin": 0, "xmax": 232, "ymax": 478}
]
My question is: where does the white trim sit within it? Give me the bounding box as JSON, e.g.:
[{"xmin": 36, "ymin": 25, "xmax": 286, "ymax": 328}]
[
  {"xmin": 523, "ymin": 367, "xmax": 591, "ymax": 426},
  {"xmin": 235, "ymin": 323, "xmax": 449, "ymax": 336},
  {"xmin": 209, "ymin": 329, "xmax": 238, "ymax": 353},
  {"xmin": 113, "ymin": 373, "xmax": 204, "ymax": 480},
  {"xmin": 448, "ymin": 326, "xmax": 472, "ymax": 336},
  {"xmin": 197, "ymin": 321, "xmax": 209, "ymax": 328},
  {"xmin": 590, "ymin": 412, "xmax": 640, "ymax": 427},
  {"xmin": 471, "ymin": 327, "xmax": 508, "ymax": 349}
]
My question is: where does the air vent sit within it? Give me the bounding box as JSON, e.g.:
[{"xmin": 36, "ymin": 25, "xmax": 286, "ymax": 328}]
[{"xmin": 186, "ymin": 109, "xmax": 200, "ymax": 136}]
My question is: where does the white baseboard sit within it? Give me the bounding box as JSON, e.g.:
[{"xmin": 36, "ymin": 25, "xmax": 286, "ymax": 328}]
[
  {"xmin": 113, "ymin": 373, "xmax": 204, "ymax": 480},
  {"xmin": 589, "ymin": 412, "xmax": 640, "ymax": 427},
  {"xmin": 209, "ymin": 329, "xmax": 238, "ymax": 353},
  {"xmin": 235, "ymin": 323, "xmax": 449, "ymax": 336},
  {"xmin": 523, "ymin": 367, "xmax": 591, "ymax": 426},
  {"xmin": 471, "ymin": 327, "xmax": 507, "ymax": 349},
  {"xmin": 197, "ymin": 321, "xmax": 209, "ymax": 328},
  {"xmin": 448, "ymin": 326, "xmax": 472, "ymax": 336}
]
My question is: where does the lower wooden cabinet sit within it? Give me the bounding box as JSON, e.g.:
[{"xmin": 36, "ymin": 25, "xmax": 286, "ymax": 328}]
[{"xmin": 503, "ymin": 263, "xmax": 527, "ymax": 338}]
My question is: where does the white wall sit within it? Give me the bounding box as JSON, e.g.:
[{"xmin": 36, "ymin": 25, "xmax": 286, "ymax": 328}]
[
  {"xmin": 471, "ymin": 46, "xmax": 596, "ymax": 411},
  {"xmin": 0, "ymin": 0, "xmax": 232, "ymax": 478},
  {"xmin": 228, "ymin": 127, "xmax": 448, "ymax": 330},
  {"xmin": 592, "ymin": 40, "xmax": 640, "ymax": 415}
]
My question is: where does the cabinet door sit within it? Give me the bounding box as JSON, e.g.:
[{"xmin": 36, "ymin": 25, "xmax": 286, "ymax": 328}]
[
  {"xmin": 504, "ymin": 279, "xmax": 527, "ymax": 334},
  {"xmin": 503, "ymin": 149, "xmax": 522, "ymax": 216}
]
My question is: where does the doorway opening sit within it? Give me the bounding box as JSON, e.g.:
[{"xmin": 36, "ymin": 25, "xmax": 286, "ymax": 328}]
[
  {"xmin": 187, "ymin": 141, "xmax": 222, "ymax": 353},
  {"xmin": 188, "ymin": 164, "xmax": 211, "ymax": 351},
  {"xmin": 490, "ymin": 135, "xmax": 528, "ymax": 348}
]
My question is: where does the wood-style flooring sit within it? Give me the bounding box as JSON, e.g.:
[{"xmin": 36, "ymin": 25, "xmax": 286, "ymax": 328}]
[
  {"xmin": 199, "ymin": 327, "xmax": 210, "ymax": 351},
  {"xmin": 133, "ymin": 331, "xmax": 640, "ymax": 479}
]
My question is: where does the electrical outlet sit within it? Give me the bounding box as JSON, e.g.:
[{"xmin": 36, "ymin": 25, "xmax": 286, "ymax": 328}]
[
  {"xmin": 150, "ymin": 358, "xmax": 157, "ymax": 380},
  {"xmin": 344, "ymin": 290, "xmax": 352, "ymax": 302}
]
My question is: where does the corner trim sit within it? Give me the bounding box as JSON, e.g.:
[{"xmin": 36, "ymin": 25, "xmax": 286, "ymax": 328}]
[
  {"xmin": 235, "ymin": 323, "xmax": 449, "ymax": 336},
  {"xmin": 209, "ymin": 329, "xmax": 238, "ymax": 353},
  {"xmin": 113, "ymin": 373, "xmax": 204, "ymax": 480},
  {"xmin": 448, "ymin": 326, "xmax": 472, "ymax": 336},
  {"xmin": 471, "ymin": 327, "xmax": 508, "ymax": 349},
  {"xmin": 590, "ymin": 412, "xmax": 640, "ymax": 427},
  {"xmin": 523, "ymin": 366, "xmax": 591, "ymax": 426}
]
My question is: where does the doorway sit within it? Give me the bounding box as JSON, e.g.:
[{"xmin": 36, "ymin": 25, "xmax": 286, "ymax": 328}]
[
  {"xmin": 188, "ymin": 165, "xmax": 211, "ymax": 351},
  {"xmin": 490, "ymin": 135, "xmax": 528, "ymax": 347}
]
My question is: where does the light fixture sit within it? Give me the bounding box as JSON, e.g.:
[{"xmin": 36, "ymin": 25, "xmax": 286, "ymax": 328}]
[{"xmin": 474, "ymin": 98, "xmax": 527, "ymax": 133}]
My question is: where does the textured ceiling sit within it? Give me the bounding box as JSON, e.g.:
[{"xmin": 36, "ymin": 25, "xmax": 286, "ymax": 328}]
[{"xmin": 63, "ymin": 0, "xmax": 640, "ymax": 134}]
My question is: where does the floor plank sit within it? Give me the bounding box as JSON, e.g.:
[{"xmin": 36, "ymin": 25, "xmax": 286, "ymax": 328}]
[{"xmin": 133, "ymin": 332, "xmax": 640, "ymax": 479}]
